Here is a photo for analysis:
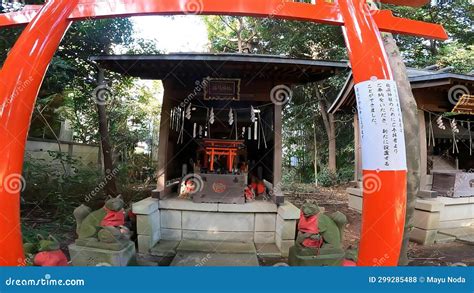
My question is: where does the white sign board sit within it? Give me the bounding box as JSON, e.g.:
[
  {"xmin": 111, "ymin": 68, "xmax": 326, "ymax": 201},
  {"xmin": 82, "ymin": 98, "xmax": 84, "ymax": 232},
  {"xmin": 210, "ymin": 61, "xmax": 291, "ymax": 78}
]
[{"xmin": 355, "ymin": 78, "xmax": 407, "ymax": 171}]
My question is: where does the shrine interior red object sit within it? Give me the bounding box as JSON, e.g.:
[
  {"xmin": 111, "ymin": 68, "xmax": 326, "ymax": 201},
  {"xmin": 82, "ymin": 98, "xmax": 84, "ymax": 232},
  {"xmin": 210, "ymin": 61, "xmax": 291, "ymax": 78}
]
[{"xmin": 199, "ymin": 139, "xmax": 245, "ymax": 172}]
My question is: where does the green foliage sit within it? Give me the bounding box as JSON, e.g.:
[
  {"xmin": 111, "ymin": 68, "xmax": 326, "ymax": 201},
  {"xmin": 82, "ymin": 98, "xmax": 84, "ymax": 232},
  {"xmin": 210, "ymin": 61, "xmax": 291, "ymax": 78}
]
[
  {"xmin": 390, "ymin": 0, "xmax": 473, "ymax": 72},
  {"xmin": 22, "ymin": 152, "xmax": 103, "ymax": 220},
  {"xmin": 317, "ymin": 168, "xmax": 338, "ymax": 187},
  {"xmin": 204, "ymin": 2, "xmax": 471, "ymax": 186},
  {"xmin": 317, "ymin": 166, "xmax": 353, "ymax": 187}
]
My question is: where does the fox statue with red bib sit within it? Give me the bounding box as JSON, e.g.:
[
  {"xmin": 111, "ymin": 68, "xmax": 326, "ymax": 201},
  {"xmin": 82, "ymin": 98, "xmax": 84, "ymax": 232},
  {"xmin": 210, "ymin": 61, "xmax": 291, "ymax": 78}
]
[
  {"xmin": 289, "ymin": 202, "xmax": 353, "ymax": 266},
  {"xmin": 73, "ymin": 195, "xmax": 132, "ymax": 250}
]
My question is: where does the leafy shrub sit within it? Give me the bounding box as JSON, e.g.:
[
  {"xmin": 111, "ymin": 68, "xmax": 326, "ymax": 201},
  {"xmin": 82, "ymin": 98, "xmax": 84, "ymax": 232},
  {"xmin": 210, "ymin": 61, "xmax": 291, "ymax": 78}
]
[
  {"xmin": 317, "ymin": 168, "xmax": 339, "ymax": 187},
  {"xmin": 22, "ymin": 151, "xmax": 103, "ymax": 221}
]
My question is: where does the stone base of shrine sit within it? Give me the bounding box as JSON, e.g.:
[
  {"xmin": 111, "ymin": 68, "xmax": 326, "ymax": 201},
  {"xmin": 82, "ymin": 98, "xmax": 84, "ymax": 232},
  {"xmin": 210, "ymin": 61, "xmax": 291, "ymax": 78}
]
[
  {"xmin": 68, "ymin": 242, "xmax": 136, "ymax": 266},
  {"xmin": 132, "ymin": 196, "xmax": 300, "ymax": 258},
  {"xmin": 347, "ymin": 187, "xmax": 474, "ymax": 245}
]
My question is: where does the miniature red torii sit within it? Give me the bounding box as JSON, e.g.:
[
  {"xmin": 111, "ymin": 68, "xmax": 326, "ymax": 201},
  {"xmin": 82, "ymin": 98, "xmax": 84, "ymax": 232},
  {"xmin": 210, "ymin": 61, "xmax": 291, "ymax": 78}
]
[{"xmin": 0, "ymin": 0, "xmax": 447, "ymax": 267}]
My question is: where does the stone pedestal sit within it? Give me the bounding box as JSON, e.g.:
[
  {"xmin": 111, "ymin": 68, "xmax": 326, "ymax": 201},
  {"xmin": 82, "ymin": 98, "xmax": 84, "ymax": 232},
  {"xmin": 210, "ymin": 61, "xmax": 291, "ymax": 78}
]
[
  {"xmin": 275, "ymin": 202, "xmax": 299, "ymax": 257},
  {"xmin": 69, "ymin": 242, "xmax": 136, "ymax": 266},
  {"xmin": 133, "ymin": 197, "xmax": 161, "ymax": 253}
]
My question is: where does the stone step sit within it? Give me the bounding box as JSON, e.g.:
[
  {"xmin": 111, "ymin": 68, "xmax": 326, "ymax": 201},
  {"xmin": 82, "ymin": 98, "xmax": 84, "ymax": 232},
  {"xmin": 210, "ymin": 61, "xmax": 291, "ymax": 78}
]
[
  {"xmin": 177, "ymin": 240, "xmax": 257, "ymax": 254},
  {"xmin": 255, "ymin": 243, "xmax": 281, "ymax": 257},
  {"xmin": 171, "ymin": 252, "xmax": 259, "ymax": 266},
  {"xmin": 457, "ymin": 235, "xmax": 474, "ymax": 245},
  {"xmin": 434, "ymin": 233, "xmax": 456, "ymax": 244},
  {"xmin": 149, "ymin": 240, "xmax": 180, "ymax": 257},
  {"xmin": 438, "ymin": 227, "xmax": 474, "ymax": 239}
]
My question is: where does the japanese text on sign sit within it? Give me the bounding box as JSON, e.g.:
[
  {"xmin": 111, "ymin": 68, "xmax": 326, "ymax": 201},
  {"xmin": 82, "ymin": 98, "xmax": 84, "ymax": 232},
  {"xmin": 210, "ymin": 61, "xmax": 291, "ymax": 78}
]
[{"xmin": 355, "ymin": 78, "xmax": 407, "ymax": 171}]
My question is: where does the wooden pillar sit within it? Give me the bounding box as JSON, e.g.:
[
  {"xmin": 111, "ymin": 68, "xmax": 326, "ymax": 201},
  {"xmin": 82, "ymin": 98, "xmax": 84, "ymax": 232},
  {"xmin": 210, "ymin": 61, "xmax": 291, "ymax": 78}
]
[
  {"xmin": 273, "ymin": 104, "xmax": 284, "ymax": 204},
  {"xmin": 154, "ymin": 87, "xmax": 172, "ymax": 199},
  {"xmin": 418, "ymin": 110, "xmax": 428, "ymax": 190}
]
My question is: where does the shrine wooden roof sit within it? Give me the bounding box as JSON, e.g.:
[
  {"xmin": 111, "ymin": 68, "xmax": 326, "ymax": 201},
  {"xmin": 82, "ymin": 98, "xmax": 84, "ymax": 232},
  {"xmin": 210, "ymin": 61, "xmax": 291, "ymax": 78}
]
[
  {"xmin": 328, "ymin": 70, "xmax": 474, "ymax": 114},
  {"xmin": 90, "ymin": 53, "xmax": 348, "ymax": 84}
]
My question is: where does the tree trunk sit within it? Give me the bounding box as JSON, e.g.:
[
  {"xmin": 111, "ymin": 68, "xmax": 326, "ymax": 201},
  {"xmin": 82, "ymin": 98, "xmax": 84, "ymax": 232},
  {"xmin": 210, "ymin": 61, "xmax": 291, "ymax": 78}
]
[
  {"xmin": 313, "ymin": 123, "xmax": 319, "ymax": 186},
  {"xmin": 383, "ymin": 33, "xmax": 421, "ymax": 266},
  {"xmin": 97, "ymin": 68, "xmax": 118, "ymax": 197},
  {"xmin": 316, "ymin": 84, "xmax": 337, "ymax": 173},
  {"xmin": 237, "ymin": 17, "xmax": 244, "ymax": 53}
]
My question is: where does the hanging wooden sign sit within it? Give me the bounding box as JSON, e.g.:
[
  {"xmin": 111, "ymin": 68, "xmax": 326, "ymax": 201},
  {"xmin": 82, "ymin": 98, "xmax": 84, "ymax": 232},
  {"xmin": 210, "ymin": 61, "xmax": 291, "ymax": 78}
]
[{"xmin": 204, "ymin": 78, "xmax": 241, "ymax": 101}]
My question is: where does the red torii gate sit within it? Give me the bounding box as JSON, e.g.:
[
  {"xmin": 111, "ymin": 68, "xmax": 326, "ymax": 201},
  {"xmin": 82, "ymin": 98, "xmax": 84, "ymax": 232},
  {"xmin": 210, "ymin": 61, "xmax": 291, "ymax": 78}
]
[{"xmin": 0, "ymin": 0, "xmax": 447, "ymax": 266}]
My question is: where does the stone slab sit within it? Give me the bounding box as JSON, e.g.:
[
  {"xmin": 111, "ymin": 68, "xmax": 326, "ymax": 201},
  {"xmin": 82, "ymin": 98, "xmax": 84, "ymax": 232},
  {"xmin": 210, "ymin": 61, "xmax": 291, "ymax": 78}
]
[
  {"xmin": 275, "ymin": 233, "xmax": 294, "ymax": 257},
  {"xmin": 255, "ymin": 243, "xmax": 281, "ymax": 257},
  {"xmin": 137, "ymin": 234, "xmax": 161, "ymax": 254},
  {"xmin": 254, "ymin": 232, "xmax": 275, "ymax": 244},
  {"xmin": 182, "ymin": 211, "xmax": 254, "ymax": 231},
  {"xmin": 160, "ymin": 210, "xmax": 182, "ymax": 229},
  {"xmin": 159, "ymin": 198, "xmax": 218, "ymax": 211},
  {"xmin": 161, "ymin": 228, "xmax": 182, "ymax": 241},
  {"xmin": 277, "ymin": 202, "xmax": 300, "ymax": 220},
  {"xmin": 346, "ymin": 187, "xmax": 362, "ymax": 197},
  {"xmin": 276, "ymin": 216, "xmax": 296, "ymax": 240},
  {"xmin": 415, "ymin": 199, "xmax": 444, "ymax": 212},
  {"xmin": 439, "ymin": 219, "xmax": 474, "ymax": 229},
  {"xmin": 177, "ymin": 240, "xmax": 257, "ymax": 254},
  {"xmin": 218, "ymin": 201, "xmax": 277, "ymax": 213},
  {"xmin": 413, "ymin": 209, "xmax": 440, "ymax": 230},
  {"xmin": 457, "ymin": 235, "xmax": 474, "ymax": 245},
  {"xmin": 182, "ymin": 230, "xmax": 254, "ymax": 243},
  {"xmin": 171, "ymin": 252, "xmax": 259, "ymax": 266},
  {"xmin": 348, "ymin": 194, "xmax": 363, "ymax": 213},
  {"xmin": 74, "ymin": 239, "xmax": 127, "ymax": 251},
  {"xmin": 434, "ymin": 233, "xmax": 456, "ymax": 244},
  {"xmin": 440, "ymin": 204, "xmax": 474, "ymax": 221},
  {"xmin": 255, "ymin": 214, "xmax": 276, "ymax": 232},
  {"xmin": 436, "ymin": 196, "xmax": 471, "ymax": 205},
  {"xmin": 149, "ymin": 240, "xmax": 180, "ymax": 257},
  {"xmin": 69, "ymin": 242, "xmax": 136, "ymax": 266},
  {"xmin": 137, "ymin": 211, "xmax": 161, "ymax": 236},
  {"xmin": 418, "ymin": 190, "xmax": 438, "ymax": 198},
  {"xmin": 136, "ymin": 255, "xmax": 160, "ymax": 266},
  {"xmin": 438, "ymin": 227, "xmax": 474, "ymax": 238},
  {"xmin": 132, "ymin": 197, "xmax": 159, "ymax": 215},
  {"xmin": 409, "ymin": 227, "xmax": 437, "ymax": 245}
]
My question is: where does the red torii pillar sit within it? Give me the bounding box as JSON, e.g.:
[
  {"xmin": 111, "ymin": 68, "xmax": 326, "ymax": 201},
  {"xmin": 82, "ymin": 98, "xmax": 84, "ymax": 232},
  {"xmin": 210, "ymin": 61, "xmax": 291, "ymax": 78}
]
[{"xmin": 0, "ymin": 0, "xmax": 446, "ymax": 266}]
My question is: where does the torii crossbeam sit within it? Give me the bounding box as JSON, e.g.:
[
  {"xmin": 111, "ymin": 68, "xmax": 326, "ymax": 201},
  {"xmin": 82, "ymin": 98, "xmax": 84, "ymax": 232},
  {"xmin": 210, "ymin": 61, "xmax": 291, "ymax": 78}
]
[{"xmin": 0, "ymin": 0, "xmax": 447, "ymax": 267}]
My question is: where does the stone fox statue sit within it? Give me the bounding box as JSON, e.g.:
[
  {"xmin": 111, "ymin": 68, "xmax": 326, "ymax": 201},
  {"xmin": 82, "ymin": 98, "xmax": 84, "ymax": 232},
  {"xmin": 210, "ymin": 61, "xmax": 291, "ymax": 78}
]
[
  {"xmin": 297, "ymin": 202, "xmax": 347, "ymax": 249},
  {"xmin": 74, "ymin": 195, "xmax": 131, "ymax": 244}
]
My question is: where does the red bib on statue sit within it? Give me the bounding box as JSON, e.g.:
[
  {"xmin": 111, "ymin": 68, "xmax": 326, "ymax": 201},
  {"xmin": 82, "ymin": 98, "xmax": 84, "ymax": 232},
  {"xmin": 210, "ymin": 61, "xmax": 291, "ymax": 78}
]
[{"xmin": 101, "ymin": 208, "xmax": 125, "ymax": 227}]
